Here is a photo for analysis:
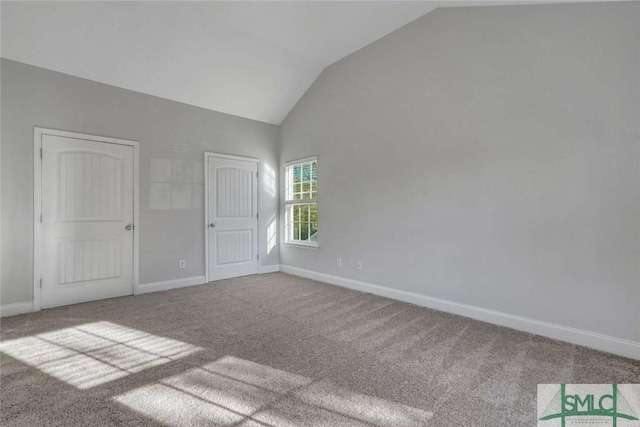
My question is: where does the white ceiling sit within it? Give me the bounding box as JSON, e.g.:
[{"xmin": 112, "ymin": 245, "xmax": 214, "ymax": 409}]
[{"xmin": 1, "ymin": 1, "xmax": 584, "ymax": 124}]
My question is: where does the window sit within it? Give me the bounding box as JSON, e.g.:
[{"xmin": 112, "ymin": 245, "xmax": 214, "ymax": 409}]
[{"xmin": 285, "ymin": 157, "xmax": 318, "ymax": 246}]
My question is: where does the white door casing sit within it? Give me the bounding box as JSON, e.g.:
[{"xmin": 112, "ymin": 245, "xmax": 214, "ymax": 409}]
[
  {"xmin": 205, "ymin": 153, "xmax": 259, "ymax": 282},
  {"xmin": 34, "ymin": 128, "xmax": 139, "ymax": 310}
]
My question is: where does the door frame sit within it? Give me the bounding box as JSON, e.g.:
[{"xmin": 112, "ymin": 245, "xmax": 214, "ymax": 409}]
[
  {"xmin": 33, "ymin": 127, "xmax": 140, "ymax": 312},
  {"xmin": 204, "ymin": 152, "xmax": 260, "ymax": 283}
]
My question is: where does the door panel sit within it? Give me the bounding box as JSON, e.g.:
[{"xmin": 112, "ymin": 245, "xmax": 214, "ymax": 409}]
[
  {"xmin": 207, "ymin": 156, "xmax": 258, "ymax": 281},
  {"xmin": 42, "ymin": 135, "xmax": 134, "ymax": 308},
  {"xmin": 58, "ymin": 239, "xmax": 121, "ymax": 284},
  {"xmin": 216, "ymin": 167, "xmax": 253, "ymax": 217},
  {"xmin": 216, "ymin": 230, "xmax": 253, "ymax": 265}
]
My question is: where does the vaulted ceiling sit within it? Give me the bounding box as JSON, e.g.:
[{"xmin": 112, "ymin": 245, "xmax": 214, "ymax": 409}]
[{"xmin": 2, "ymin": 1, "xmax": 575, "ymax": 124}]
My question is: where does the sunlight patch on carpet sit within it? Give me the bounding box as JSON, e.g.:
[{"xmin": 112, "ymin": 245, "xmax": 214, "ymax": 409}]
[
  {"xmin": 0, "ymin": 321, "xmax": 201, "ymax": 389},
  {"xmin": 114, "ymin": 356, "xmax": 432, "ymax": 426}
]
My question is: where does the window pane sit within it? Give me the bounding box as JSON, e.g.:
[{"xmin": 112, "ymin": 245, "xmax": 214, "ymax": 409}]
[
  {"xmin": 285, "ymin": 167, "xmax": 292, "ymax": 201},
  {"xmin": 302, "ymin": 163, "xmax": 311, "ymax": 183},
  {"xmin": 300, "ymin": 223, "xmax": 309, "ymax": 241},
  {"xmin": 297, "ymin": 183, "xmax": 305, "ymax": 200},
  {"xmin": 310, "ymin": 223, "xmax": 318, "ymax": 242},
  {"xmin": 293, "ymin": 165, "xmax": 301, "ymax": 183},
  {"xmin": 293, "ymin": 205, "xmax": 299, "ymax": 222},
  {"xmin": 293, "ymin": 222, "xmax": 300, "ymax": 241},
  {"xmin": 310, "ymin": 204, "xmax": 318, "ymax": 223}
]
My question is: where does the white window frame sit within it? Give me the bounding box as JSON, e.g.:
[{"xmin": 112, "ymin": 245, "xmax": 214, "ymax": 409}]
[{"xmin": 284, "ymin": 156, "xmax": 318, "ymax": 248}]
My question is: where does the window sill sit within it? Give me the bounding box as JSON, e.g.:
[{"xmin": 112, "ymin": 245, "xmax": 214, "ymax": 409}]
[{"xmin": 284, "ymin": 241, "xmax": 318, "ymax": 250}]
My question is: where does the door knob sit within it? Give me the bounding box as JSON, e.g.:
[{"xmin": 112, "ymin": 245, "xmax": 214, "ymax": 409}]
[
  {"xmin": 125, "ymin": 224, "xmax": 133, "ymax": 231},
  {"xmin": 209, "ymin": 223, "xmax": 216, "ymax": 228}
]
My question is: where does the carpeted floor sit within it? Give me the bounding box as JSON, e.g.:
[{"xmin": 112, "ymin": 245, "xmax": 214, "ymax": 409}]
[{"xmin": 1, "ymin": 272, "xmax": 638, "ymax": 426}]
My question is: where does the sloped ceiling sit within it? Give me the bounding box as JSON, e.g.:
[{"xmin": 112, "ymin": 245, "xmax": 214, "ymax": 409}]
[{"xmin": 2, "ymin": 1, "xmax": 576, "ymax": 124}]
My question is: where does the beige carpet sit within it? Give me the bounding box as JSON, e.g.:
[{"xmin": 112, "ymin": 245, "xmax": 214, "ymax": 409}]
[{"xmin": 1, "ymin": 272, "xmax": 638, "ymax": 426}]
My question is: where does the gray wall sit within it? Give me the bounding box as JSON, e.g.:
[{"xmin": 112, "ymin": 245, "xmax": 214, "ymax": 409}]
[
  {"xmin": 1, "ymin": 59, "xmax": 280, "ymax": 305},
  {"xmin": 280, "ymin": 2, "xmax": 640, "ymax": 342}
]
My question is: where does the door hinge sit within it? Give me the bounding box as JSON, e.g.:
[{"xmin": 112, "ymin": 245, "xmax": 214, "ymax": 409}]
[
  {"xmin": 39, "ymin": 278, "xmax": 42, "ymax": 288},
  {"xmin": 256, "ymin": 171, "xmax": 258, "ymax": 178},
  {"xmin": 40, "ymin": 214, "xmax": 42, "ymax": 223},
  {"xmin": 40, "ymin": 148, "xmax": 43, "ymax": 158},
  {"xmin": 257, "ymin": 254, "xmax": 259, "ymax": 260},
  {"xmin": 256, "ymin": 213, "xmax": 259, "ymax": 219}
]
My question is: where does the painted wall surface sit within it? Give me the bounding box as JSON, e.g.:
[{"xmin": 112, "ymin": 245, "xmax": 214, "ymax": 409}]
[
  {"xmin": 1, "ymin": 59, "xmax": 280, "ymax": 305},
  {"xmin": 280, "ymin": 2, "xmax": 640, "ymax": 341}
]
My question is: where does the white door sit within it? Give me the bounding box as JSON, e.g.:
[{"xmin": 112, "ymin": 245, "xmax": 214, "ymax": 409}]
[
  {"xmin": 207, "ymin": 155, "xmax": 258, "ymax": 282},
  {"xmin": 41, "ymin": 135, "xmax": 134, "ymax": 308}
]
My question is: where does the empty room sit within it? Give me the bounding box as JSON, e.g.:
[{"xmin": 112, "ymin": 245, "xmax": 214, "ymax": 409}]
[{"xmin": 1, "ymin": 1, "xmax": 638, "ymax": 426}]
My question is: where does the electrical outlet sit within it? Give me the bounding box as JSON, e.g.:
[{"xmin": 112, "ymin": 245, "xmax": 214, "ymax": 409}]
[
  {"xmin": 336, "ymin": 258, "xmax": 342, "ymax": 268},
  {"xmin": 179, "ymin": 260, "xmax": 186, "ymax": 269},
  {"xmin": 356, "ymin": 261, "xmax": 362, "ymax": 271}
]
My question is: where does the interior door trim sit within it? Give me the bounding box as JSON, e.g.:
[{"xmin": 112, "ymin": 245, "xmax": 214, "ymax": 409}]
[
  {"xmin": 33, "ymin": 127, "xmax": 140, "ymax": 312},
  {"xmin": 204, "ymin": 152, "xmax": 260, "ymax": 283}
]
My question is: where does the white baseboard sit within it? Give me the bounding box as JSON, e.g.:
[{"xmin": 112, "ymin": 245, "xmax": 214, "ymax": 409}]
[
  {"xmin": 259, "ymin": 265, "xmax": 281, "ymax": 274},
  {"xmin": 2, "ymin": 268, "xmax": 278, "ymax": 317},
  {"xmin": 2, "ymin": 275, "xmax": 208, "ymax": 315},
  {"xmin": 0, "ymin": 302, "xmax": 34, "ymax": 318},
  {"xmin": 279, "ymin": 265, "xmax": 640, "ymax": 360},
  {"xmin": 138, "ymin": 276, "xmax": 206, "ymax": 295}
]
